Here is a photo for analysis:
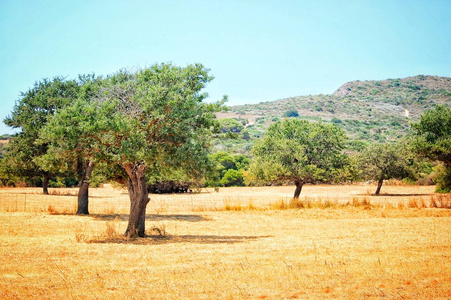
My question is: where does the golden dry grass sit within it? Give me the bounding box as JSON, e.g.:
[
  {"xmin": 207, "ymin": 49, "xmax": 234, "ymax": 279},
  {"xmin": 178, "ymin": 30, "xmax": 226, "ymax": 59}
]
[{"xmin": 1, "ymin": 184, "xmax": 451, "ymax": 299}]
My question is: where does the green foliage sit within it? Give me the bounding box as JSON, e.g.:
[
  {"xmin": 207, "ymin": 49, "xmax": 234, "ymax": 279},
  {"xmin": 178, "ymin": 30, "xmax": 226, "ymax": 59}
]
[
  {"xmin": 331, "ymin": 117, "xmax": 342, "ymax": 124},
  {"xmin": 345, "ymin": 140, "xmax": 368, "ymax": 152},
  {"xmin": 234, "ymin": 118, "xmax": 249, "ymax": 126},
  {"xmin": 207, "ymin": 151, "xmax": 250, "ymax": 186},
  {"xmin": 411, "ymin": 105, "xmax": 451, "ymax": 165},
  {"xmin": 390, "ymin": 120, "xmax": 401, "ymax": 126},
  {"xmin": 40, "ymin": 63, "xmax": 225, "ymax": 184},
  {"xmin": 219, "ymin": 118, "xmax": 245, "ymax": 133},
  {"xmin": 240, "ymin": 128, "xmax": 251, "ymax": 141},
  {"xmin": 4, "ymin": 77, "xmax": 79, "ymax": 133},
  {"xmin": 220, "ymin": 169, "xmax": 245, "ymax": 187},
  {"xmin": 0, "ymin": 157, "xmax": 15, "ymax": 186},
  {"xmin": 49, "ymin": 177, "xmax": 77, "ymax": 188},
  {"xmin": 2, "ymin": 77, "xmax": 80, "ymax": 187},
  {"xmin": 358, "ymin": 143, "xmax": 412, "ymax": 183},
  {"xmin": 411, "ymin": 105, "xmax": 451, "ymax": 191},
  {"xmin": 251, "ymin": 119, "xmax": 348, "ymax": 185},
  {"xmin": 406, "ymin": 156, "xmax": 435, "ymax": 185},
  {"xmin": 146, "ymin": 167, "xmax": 199, "ymax": 193},
  {"xmin": 37, "ymin": 75, "xmax": 105, "ymax": 175},
  {"xmin": 211, "ymin": 151, "xmax": 236, "ymax": 171},
  {"xmin": 283, "ymin": 109, "xmax": 299, "ymax": 117},
  {"xmin": 433, "ymin": 164, "xmax": 451, "ymax": 193}
]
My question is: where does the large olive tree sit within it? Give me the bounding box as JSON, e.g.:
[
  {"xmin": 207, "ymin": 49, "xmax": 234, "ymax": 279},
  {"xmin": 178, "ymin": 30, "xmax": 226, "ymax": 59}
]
[
  {"xmin": 251, "ymin": 119, "xmax": 348, "ymax": 198},
  {"xmin": 42, "ymin": 63, "xmax": 223, "ymax": 237}
]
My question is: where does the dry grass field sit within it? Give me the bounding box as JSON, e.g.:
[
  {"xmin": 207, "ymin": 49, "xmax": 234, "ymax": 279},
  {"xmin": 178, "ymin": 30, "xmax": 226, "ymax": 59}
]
[{"xmin": 1, "ymin": 184, "xmax": 451, "ymax": 299}]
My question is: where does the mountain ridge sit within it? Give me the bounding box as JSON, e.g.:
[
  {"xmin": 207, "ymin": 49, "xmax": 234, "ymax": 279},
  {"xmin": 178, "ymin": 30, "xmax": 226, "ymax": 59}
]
[{"xmin": 215, "ymin": 75, "xmax": 451, "ymax": 153}]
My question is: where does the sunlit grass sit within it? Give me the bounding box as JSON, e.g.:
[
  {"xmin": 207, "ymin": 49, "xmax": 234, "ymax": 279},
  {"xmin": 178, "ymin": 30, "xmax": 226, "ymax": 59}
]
[
  {"xmin": 1, "ymin": 184, "xmax": 449, "ymax": 213},
  {"xmin": 1, "ymin": 185, "xmax": 450, "ymax": 298}
]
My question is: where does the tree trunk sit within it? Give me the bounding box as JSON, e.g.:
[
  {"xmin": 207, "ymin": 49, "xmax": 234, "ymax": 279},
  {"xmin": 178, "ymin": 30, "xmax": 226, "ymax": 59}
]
[
  {"xmin": 76, "ymin": 160, "xmax": 95, "ymax": 215},
  {"xmin": 375, "ymin": 178, "xmax": 384, "ymax": 195},
  {"xmin": 293, "ymin": 180, "xmax": 303, "ymax": 199},
  {"xmin": 124, "ymin": 163, "xmax": 150, "ymax": 238},
  {"xmin": 43, "ymin": 174, "xmax": 49, "ymax": 195}
]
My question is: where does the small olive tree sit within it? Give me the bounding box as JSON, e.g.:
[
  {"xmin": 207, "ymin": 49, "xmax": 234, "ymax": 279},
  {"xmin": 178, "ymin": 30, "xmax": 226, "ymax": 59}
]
[
  {"xmin": 251, "ymin": 119, "xmax": 348, "ymax": 198},
  {"xmin": 358, "ymin": 143, "xmax": 412, "ymax": 195}
]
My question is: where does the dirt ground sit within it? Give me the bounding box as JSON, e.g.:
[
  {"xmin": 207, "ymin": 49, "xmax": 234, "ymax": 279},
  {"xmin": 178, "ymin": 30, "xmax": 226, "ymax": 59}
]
[{"xmin": 1, "ymin": 184, "xmax": 450, "ymax": 299}]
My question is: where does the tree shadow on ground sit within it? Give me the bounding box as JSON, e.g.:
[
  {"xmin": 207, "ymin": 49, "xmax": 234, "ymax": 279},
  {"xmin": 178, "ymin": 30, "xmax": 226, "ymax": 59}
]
[
  {"xmin": 89, "ymin": 214, "xmax": 209, "ymax": 222},
  {"xmin": 357, "ymin": 193, "xmax": 433, "ymax": 197},
  {"xmin": 88, "ymin": 234, "xmax": 270, "ymax": 245}
]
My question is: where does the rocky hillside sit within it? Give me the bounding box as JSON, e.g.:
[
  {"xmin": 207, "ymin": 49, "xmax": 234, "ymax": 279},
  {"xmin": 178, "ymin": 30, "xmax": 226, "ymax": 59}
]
[
  {"xmin": 333, "ymin": 75, "xmax": 451, "ymax": 113},
  {"xmin": 216, "ymin": 75, "xmax": 451, "ymax": 153}
]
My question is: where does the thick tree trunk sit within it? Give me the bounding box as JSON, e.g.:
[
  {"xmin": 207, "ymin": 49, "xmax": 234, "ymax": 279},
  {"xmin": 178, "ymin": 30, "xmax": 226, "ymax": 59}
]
[
  {"xmin": 293, "ymin": 180, "xmax": 303, "ymax": 199},
  {"xmin": 124, "ymin": 163, "xmax": 150, "ymax": 238},
  {"xmin": 375, "ymin": 178, "xmax": 384, "ymax": 195},
  {"xmin": 43, "ymin": 174, "xmax": 49, "ymax": 195},
  {"xmin": 76, "ymin": 160, "xmax": 95, "ymax": 215}
]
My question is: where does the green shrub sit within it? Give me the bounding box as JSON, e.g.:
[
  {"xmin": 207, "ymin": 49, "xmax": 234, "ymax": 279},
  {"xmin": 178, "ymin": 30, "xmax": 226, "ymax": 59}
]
[
  {"xmin": 219, "ymin": 118, "xmax": 244, "ymax": 133},
  {"xmin": 220, "ymin": 169, "xmax": 245, "ymax": 187},
  {"xmin": 434, "ymin": 164, "xmax": 451, "ymax": 193},
  {"xmin": 331, "ymin": 117, "xmax": 342, "ymax": 124},
  {"xmin": 283, "ymin": 109, "xmax": 299, "ymax": 118}
]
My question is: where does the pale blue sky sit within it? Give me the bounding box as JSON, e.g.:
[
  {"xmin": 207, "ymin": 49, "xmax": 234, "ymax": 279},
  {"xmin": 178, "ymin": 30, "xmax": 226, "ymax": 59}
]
[{"xmin": 1, "ymin": 0, "xmax": 450, "ymax": 134}]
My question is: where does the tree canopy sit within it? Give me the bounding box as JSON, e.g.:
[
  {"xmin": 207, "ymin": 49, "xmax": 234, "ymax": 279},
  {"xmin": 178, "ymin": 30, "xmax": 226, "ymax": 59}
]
[
  {"xmin": 3, "ymin": 77, "xmax": 79, "ymax": 193},
  {"xmin": 37, "ymin": 74, "xmax": 105, "ymax": 213},
  {"xmin": 411, "ymin": 105, "xmax": 451, "ymax": 166},
  {"xmin": 208, "ymin": 151, "xmax": 250, "ymax": 187},
  {"xmin": 411, "ymin": 105, "xmax": 451, "ymax": 191},
  {"xmin": 219, "ymin": 118, "xmax": 245, "ymax": 133},
  {"xmin": 358, "ymin": 143, "xmax": 412, "ymax": 195},
  {"xmin": 251, "ymin": 119, "xmax": 348, "ymax": 198}
]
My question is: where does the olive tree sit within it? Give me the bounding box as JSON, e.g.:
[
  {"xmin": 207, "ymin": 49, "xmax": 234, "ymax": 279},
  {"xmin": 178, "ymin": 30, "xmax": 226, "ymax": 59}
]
[
  {"xmin": 38, "ymin": 74, "xmax": 105, "ymax": 214},
  {"xmin": 411, "ymin": 105, "xmax": 451, "ymax": 191},
  {"xmin": 358, "ymin": 143, "xmax": 412, "ymax": 195},
  {"xmin": 251, "ymin": 119, "xmax": 348, "ymax": 198},
  {"xmin": 43, "ymin": 63, "xmax": 223, "ymax": 237},
  {"xmin": 3, "ymin": 77, "xmax": 79, "ymax": 194}
]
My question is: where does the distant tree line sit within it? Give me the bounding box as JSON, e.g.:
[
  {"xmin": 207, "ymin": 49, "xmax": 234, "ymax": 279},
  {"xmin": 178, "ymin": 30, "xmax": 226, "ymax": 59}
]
[{"xmin": 1, "ymin": 63, "xmax": 450, "ymax": 236}]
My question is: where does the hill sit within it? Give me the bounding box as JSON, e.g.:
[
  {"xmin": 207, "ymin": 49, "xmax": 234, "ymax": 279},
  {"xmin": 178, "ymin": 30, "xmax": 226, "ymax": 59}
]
[{"xmin": 216, "ymin": 75, "xmax": 451, "ymax": 153}]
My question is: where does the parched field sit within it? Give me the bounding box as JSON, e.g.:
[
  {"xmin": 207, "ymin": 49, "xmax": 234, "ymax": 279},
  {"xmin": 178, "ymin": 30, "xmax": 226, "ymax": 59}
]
[{"xmin": 1, "ymin": 184, "xmax": 451, "ymax": 299}]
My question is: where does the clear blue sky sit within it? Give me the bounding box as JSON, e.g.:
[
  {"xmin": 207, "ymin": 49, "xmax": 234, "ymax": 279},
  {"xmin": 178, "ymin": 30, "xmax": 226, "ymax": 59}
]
[{"xmin": 1, "ymin": 0, "xmax": 450, "ymax": 134}]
